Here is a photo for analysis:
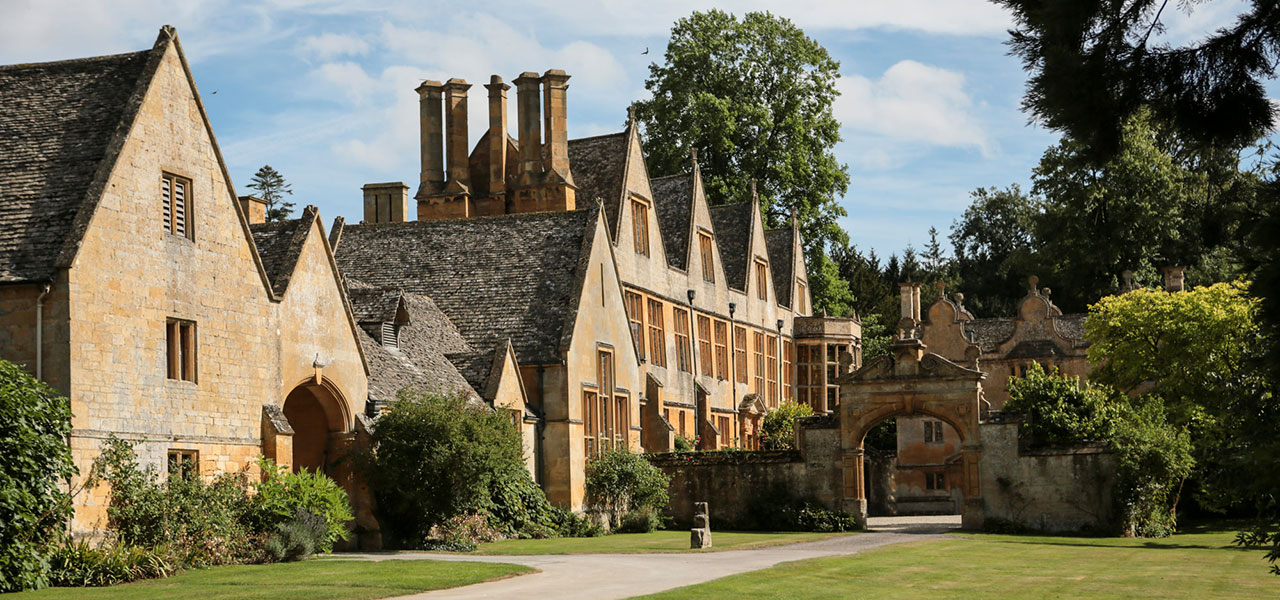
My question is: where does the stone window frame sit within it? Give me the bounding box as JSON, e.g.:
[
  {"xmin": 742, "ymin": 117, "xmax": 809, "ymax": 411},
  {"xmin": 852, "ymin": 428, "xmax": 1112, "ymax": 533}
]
[
  {"xmin": 166, "ymin": 318, "xmax": 197, "ymax": 383},
  {"xmin": 625, "ymin": 291, "xmax": 645, "ymax": 361},
  {"xmin": 167, "ymin": 449, "xmax": 198, "ymax": 480},
  {"xmin": 631, "ymin": 197, "xmax": 651, "ymax": 257},
  {"xmin": 782, "ymin": 339, "xmax": 794, "ymax": 401},
  {"xmin": 765, "ymin": 335, "xmax": 779, "ymax": 406},
  {"xmin": 161, "ymin": 172, "xmax": 194, "ymax": 240},
  {"xmin": 713, "ymin": 320, "xmax": 729, "ymax": 380},
  {"xmin": 796, "ymin": 279, "xmax": 807, "ymax": 314},
  {"xmin": 924, "ymin": 420, "xmax": 945, "ymax": 444},
  {"xmin": 613, "ymin": 392, "xmax": 630, "ymax": 448},
  {"xmin": 754, "ymin": 257, "xmax": 769, "ymax": 301},
  {"xmin": 696, "ymin": 314, "xmax": 713, "ymax": 377},
  {"xmin": 752, "ymin": 330, "xmax": 765, "ymax": 395},
  {"xmin": 925, "ymin": 471, "xmax": 946, "ymax": 491},
  {"xmin": 717, "ymin": 415, "xmax": 731, "ymax": 448},
  {"xmin": 646, "ymin": 298, "xmax": 666, "ymax": 367},
  {"xmin": 673, "ymin": 307, "xmax": 692, "ymax": 373},
  {"xmin": 734, "ymin": 325, "xmax": 748, "ymax": 384},
  {"xmin": 697, "ymin": 229, "xmax": 715, "ymax": 283}
]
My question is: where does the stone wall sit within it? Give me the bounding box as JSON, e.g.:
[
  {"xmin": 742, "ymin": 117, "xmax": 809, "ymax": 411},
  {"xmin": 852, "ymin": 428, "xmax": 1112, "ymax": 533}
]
[
  {"xmin": 646, "ymin": 416, "xmax": 842, "ymax": 526},
  {"xmin": 979, "ymin": 420, "xmax": 1118, "ymax": 533}
]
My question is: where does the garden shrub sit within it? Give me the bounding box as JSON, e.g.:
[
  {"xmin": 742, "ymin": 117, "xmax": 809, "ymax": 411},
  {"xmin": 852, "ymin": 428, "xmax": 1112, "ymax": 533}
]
[
  {"xmin": 246, "ymin": 458, "xmax": 352, "ymax": 553},
  {"xmin": 90, "ymin": 437, "xmax": 257, "ymax": 568},
  {"xmin": 547, "ymin": 506, "xmax": 605, "ymax": 538},
  {"xmin": 0, "ymin": 359, "xmax": 76, "ymax": 592},
  {"xmin": 367, "ymin": 390, "xmax": 561, "ymax": 547},
  {"xmin": 46, "ymin": 540, "xmax": 172, "ymax": 587},
  {"xmin": 673, "ymin": 436, "xmax": 695, "ymax": 452},
  {"xmin": 744, "ymin": 487, "xmax": 857, "ymax": 532},
  {"xmin": 421, "ymin": 513, "xmax": 504, "ymax": 552},
  {"xmin": 1005, "ymin": 364, "xmax": 1193, "ymax": 537},
  {"xmin": 615, "ymin": 506, "xmax": 662, "ymax": 533},
  {"xmin": 760, "ymin": 400, "xmax": 814, "ymax": 450},
  {"xmin": 585, "ymin": 448, "xmax": 671, "ymax": 528},
  {"xmin": 263, "ymin": 509, "xmax": 330, "ymax": 562}
]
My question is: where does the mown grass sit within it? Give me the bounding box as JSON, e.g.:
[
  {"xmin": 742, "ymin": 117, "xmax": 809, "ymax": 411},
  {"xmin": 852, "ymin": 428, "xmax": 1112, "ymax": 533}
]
[
  {"xmin": 466, "ymin": 530, "xmax": 850, "ymax": 555},
  {"xmin": 13, "ymin": 558, "xmax": 533, "ymax": 600},
  {"xmin": 637, "ymin": 524, "xmax": 1280, "ymax": 599}
]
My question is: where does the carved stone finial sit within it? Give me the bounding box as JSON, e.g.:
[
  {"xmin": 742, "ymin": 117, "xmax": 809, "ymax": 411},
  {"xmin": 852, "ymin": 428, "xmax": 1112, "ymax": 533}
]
[
  {"xmin": 628, "ymin": 105, "xmax": 636, "ymax": 123},
  {"xmin": 1028, "ymin": 275, "xmax": 1039, "ymax": 294},
  {"xmin": 935, "ymin": 281, "xmax": 946, "ymax": 296},
  {"xmin": 953, "ymin": 292, "xmax": 964, "ymax": 305},
  {"xmin": 690, "ymin": 146, "xmax": 698, "ymax": 163},
  {"xmin": 750, "ymin": 178, "xmax": 758, "ymax": 198},
  {"xmin": 1121, "ymin": 270, "xmax": 1137, "ymax": 292},
  {"xmin": 1042, "ymin": 287, "xmax": 1051, "ymax": 298}
]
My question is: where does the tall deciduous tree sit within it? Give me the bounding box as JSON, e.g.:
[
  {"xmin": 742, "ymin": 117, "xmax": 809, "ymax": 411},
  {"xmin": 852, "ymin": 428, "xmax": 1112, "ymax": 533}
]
[
  {"xmin": 247, "ymin": 165, "xmax": 295, "ymax": 222},
  {"xmin": 632, "ymin": 10, "xmax": 852, "ymax": 315},
  {"xmin": 950, "ymin": 185, "xmax": 1044, "ymax": 316}
]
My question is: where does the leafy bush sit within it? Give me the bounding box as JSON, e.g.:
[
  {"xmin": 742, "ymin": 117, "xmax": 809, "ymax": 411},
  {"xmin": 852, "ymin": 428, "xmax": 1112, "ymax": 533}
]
[
  {"xmin": 616, "ymin": 507, "xmax": 662, "ymax": 533},
  {"xmin": 90, "ymin": 437, "xmax": 257, "ymax": 568},
  {"xmin": 585, "ymin": 448, "xmax": 671, "ymax": 528},
  {"xmin": 760, "ymin": 401, "xmax": 814, "ymax": 450},
  {"xmin": 742, "ymin": 487, "xmax": 857, "ymax": 532},
  {"xmin": 673, "ymin": 436, "xmax": 695, "ymax": 452},
  {"xmin": 47, "ymin": 540, "xmax": 172, "ymax": 587},
  {"xmin": 0, "ymin": 359, "xmax": 76, "ymax": 592},
  {"xmin": 246, "ymin": 459, "xmax": 352, "ymax": 553},
  {"xmin": 547, "ymin": 507, "xmax": 605, "ymax": 538},
  {"xmin": 367, "ymin": 390, "xmax": 560, "ymax": 547},
  {"xmin": 1005, "ymin": 364, "xmax": 1193, "ymax": 537},
  {"xmin": 420, "ymin": 514, "xmax": 504, "ymax": 552},
  {"xmin": 264, "ymin": 509, "xmax": 330, "ymax": 562}
]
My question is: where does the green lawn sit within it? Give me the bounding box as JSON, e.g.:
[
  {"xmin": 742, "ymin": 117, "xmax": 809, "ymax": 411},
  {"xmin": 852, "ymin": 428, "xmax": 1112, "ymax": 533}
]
[
  {"xmin": 466, "ymin": 530, "xmax": 849, "ymax": 555},
  {"xmin": 637, "ymin": 525, "xmax": 1280, "ymax": 599},
  {"xmin": 13, "ymin": 558, "xmax": 533, "ymax": 600}
]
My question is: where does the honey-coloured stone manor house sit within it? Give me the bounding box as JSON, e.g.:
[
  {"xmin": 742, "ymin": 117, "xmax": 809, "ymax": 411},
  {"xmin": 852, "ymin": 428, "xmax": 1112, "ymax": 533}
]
[{"xmin": 0, "ymin": 26, "xmax": 1138, "ymax": 536}]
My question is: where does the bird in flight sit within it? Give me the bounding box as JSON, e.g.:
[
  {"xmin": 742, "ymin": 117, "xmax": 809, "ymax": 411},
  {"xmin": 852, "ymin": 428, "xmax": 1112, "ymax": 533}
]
[{"xmin": 642, "ymin": 47, "xmax": 649, "ymax": 55}]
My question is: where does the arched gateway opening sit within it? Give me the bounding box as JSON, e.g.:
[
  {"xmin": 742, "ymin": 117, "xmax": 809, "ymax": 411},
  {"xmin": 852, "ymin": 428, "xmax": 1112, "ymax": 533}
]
[
  {"xmin": 839, "ymin": 338, "xmax": 986, "ymax": 529},
  {"xmin": 282, "ymin": 379, "xmax": 351, "ymax": 474}
]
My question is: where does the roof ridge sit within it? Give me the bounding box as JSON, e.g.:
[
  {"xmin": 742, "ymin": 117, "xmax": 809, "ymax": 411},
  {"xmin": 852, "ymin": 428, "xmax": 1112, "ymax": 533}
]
[
  {"xmin": 650, "ymin": 172, "xmax": 692, "ymax": 182},
  {"xmin": 568, "ymin": 131, "xmax": 626, "ymax": 144},
  {"xmin": 345, "ymin": 207, "xmax": 593, "ymax": 230},
  {"xmin": 0, "ymin": 48, "xmax": 151, "ymax": 72}
]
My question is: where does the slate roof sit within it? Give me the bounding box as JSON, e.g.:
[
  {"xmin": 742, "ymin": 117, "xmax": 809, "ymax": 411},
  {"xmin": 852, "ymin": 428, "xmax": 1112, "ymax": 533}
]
[
  {"xmin": 650, "ymin": 173, "xmax": 692, "ymax": 270},
  {"xmin": 1053, "ymin": 313, "xmax": 1088, "ymax": 341},
  {"xmin": 0, "ymin": 49, "xmax": 154, "ymax": 283},
  {"xmin": 764, "ymin": 227, "xmax": 795, "ymax": 308},
  {"xmin": 1005, "ymin": 339, "xmax": 1068, "ymax": 359},
  {"xmin": 568, "ymin": 132, "xmax": 627, "ymax": 238},
  {"xmin": 334, "ymin": 209, "xmax": 598, "ymax": 365},
  {"xmin": 346, "ymin": 288, "xmax": 404, "ymax": 324},
  {"xmin": 248, "ymin": 207, "xmax": 317, "ymax": 296},
  {"xmin": 447, "ymin": 347, "xmax": 498, "ymax": 400},
  {"xmin": 964, "ymin": 318, "xmax": 1016, "ymax": 352},
  {"xmin": 351, "ymin": 289, "xmax": 479, "ymax": 410},
  {"xmin": 708, "ymin": 202, "xmax": 753, "ymax": 291}
]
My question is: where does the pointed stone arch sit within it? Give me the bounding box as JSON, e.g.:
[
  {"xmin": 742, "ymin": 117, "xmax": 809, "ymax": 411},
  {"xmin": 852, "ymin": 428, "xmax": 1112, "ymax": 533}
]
[{"xmin": 839, "ymin": 340, "xmax": 987, "ymax": 529}]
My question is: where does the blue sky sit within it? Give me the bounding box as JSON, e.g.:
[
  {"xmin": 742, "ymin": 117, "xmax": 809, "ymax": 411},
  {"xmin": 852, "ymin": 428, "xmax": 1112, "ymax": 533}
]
[{"xmin": 1, "ymin": 0, "xmax": 1262, "ymax": 257}]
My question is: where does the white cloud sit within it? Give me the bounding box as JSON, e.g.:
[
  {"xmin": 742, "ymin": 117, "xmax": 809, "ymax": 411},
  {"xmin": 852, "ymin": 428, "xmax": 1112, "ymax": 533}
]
[
  {"xmin": 836, "ymin": 60, "xmax": 991, "ymax": 157},
  {"xmin": 299, "ymin": 32, "xmax": 370, "ymax": 60}
]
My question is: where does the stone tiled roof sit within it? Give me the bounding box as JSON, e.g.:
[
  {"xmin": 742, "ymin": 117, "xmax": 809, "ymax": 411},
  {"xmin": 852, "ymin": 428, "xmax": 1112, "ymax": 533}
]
[
  {"xmin": 568, "ymin": 132, "xmax": 627, "ymax": 238},
  {"xmin": 248, "ymin": 207, "xmax": 317, "ymax": 297},
  {"xmin": 447, "ymin": 347, "xmax": 498, "ymax": 400},
  {"xmin": 709, "ymin": 202, "xmax": 753, "ymax": 291},
  {"xmin": 0, "ymin": 49, "xmax": 154, "ymax": 282},
  {"xmin": 764, "ymin": 227, "xmax": 794, "ymax": 308},
  {"xmin": 650, "ymin": 173, "xmax": 692, "ymax": 270},
  {"xmin": 334, "ymin": 209, "xmax": 597, "ymax": 365},
  {"xmin": 346, "ymin": 288, "xmax": 404, "ymax": 324},
  {"xmin": 964, "ymin": 318, "xmax": 1016, "ymax": 352},
  {"xmin": 1005, "ymin": 339, "xmax": 1068, "ymax": 359},
  {"xmin": 353, "ymin": 289, "xmax": 479, "ymax": 410},
  {"xmin": 1053, "ymin": 313, "xmax": 1088, "ymax": 341}
]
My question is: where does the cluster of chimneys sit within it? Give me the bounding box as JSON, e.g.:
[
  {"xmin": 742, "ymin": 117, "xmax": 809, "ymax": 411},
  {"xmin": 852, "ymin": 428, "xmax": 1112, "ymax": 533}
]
[{"xmin": 415, "ymin": 70, "xmax": 574, "ymax": 200}]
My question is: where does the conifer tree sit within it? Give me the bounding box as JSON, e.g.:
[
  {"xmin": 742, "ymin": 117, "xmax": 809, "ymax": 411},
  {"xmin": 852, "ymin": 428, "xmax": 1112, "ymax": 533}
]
[{"xmin": 247, "ymin": 165, "xmax": 294, "ymax": 222}]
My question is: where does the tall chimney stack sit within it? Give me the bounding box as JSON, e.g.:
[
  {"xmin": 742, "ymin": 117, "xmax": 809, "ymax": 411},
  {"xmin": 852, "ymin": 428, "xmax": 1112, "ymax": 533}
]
[
  {"xmin": 485, "ymin": 75, "xmax": 510, "ymax": 196},
  {"xmin": 362, "ymin": 182, "xmax": 410, "ymax": 224},
  {"xmin": 513, "ymin": 72, "xmax": 543, "ymax": 184},
  {"xmin": 415, "ymin": 81, "xmax": 444, "ymax": 198},
  {"xmin": 442, "ymin": 79, "xmax": 472, "ymax": 194},
  {"xmin": 540, "ymin": 70, "xmax": 573, "ymax": 185}
]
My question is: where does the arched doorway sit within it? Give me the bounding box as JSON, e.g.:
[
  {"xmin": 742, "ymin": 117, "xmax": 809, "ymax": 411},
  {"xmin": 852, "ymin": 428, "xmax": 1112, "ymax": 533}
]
[
  {"xmin": 282, "ymin": 379, "xmax": 351, "ymax": 474},
  {"xmin": 839, "ymin": 340, "xmax": 986, "ymax": 529}
]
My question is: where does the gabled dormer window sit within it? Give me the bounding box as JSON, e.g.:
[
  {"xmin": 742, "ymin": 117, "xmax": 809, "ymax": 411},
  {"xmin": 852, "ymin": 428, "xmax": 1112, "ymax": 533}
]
[
  {"xmin": 162, "ymin": 173, "xmax": 193, "ymax": 240},
  {"xmin": 698, "ymin": 231, "xmax": 715, "ymax": 282},
  {"xmin": 632, "ymin": 198, "xmax": 650, "ymax": 256},
  {"xmin": 755, "ymin": 258, "xmax": 768, "ymax": 301},
  {"xmin": 380, "ymin": 322, "xmax": 399, "ymax": 349}
]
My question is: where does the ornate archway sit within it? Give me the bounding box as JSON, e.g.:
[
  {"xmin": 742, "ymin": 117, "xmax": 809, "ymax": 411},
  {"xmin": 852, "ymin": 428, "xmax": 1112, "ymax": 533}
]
[
  {"xmin": 839, "ymin": 338, "xmax": 986, "ymax": 529},
  {"xmin": 281, "ymin": 377, "xmax": 352, "ymax": 474}
]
